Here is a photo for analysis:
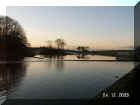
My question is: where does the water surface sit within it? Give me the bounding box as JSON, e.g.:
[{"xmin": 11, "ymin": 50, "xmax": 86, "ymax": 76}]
[
  {"xmin": 0, "ymin": 56, "xmax": 134, "ymax": 99},
  {"xmin": 27, "ymin": 55, "xmax": 116, "ymax": 62}
]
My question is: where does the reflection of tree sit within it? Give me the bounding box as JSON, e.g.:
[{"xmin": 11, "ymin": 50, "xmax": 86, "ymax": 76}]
[
  {"xmin": 56, "ymin": 60, "xmax": 64, "ymax": 72},
  {"xmin": 56, "ymin": 55, "xmax": 64, "ymax": 60},
  {"xmin": 45, "ymin": 55, "xmax": 64, "ymax": 72},
  {"xmin": 77, "ymin": 54, "xmax": 89, "ymax": 59},
  {"xmin": 0, "ymin": 59, "xmax": 27, "ymax": 95},
  {"xmin": 55, "ymin": 55, "xmax": 64, "ymax": 72}
]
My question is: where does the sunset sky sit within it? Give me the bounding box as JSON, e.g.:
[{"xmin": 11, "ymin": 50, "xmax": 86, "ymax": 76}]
[{"xmin": 7, "ymin": 6, "xmax": 134, "ymax": 50}]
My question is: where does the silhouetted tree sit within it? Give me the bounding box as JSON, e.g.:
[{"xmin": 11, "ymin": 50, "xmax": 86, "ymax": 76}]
[
  {"xmin": 55, "ymin": 38, "xmax": 66, "ymax": 49},
  {"xmin": 60, "ymin": 41, "xmax": 66, "ymax": 49},
  {"xmin": 0, "ymin": 16, "xmax": 29, "ymax": 58},
  {"xmin": 46, "ymin": 40, "xmax": 53, "ymax": 48},
  {"xmin": 77, "ymin": 46, "xmax": 89, "ymax": 52}
]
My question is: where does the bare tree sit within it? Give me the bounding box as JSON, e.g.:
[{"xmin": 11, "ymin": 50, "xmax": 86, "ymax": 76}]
[
  {"xmin": 46, "ymin": 40, "xmax": 53, "ymax": 48},
  {"xmin": 77, "ymin": 46, "xmax": 89, "ymax": 52},
  {"xmin": 0, "ymin": 16, "xmax": 27, "ymax": 46},
  {"xmin": 60, "ymin": 41, "xmax": 66, "ymax": 49},
  {"xmin": 55, "ymin": 38, "xmax": 66, "ymax": 49},
  {"xmin": 0, "ymin": 16, "xmax": 29, "ymax": 57}
]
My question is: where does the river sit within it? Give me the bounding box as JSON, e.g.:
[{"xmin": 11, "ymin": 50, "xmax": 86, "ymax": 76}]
[{"xmin": 0, "ymin": 55, "xmax": 134, "ymax": 101}]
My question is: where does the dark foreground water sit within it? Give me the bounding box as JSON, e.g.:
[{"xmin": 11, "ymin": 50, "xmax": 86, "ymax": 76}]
[{"xmin": 0, "ymin": 55, "xmax": 134, "ymax": 100}]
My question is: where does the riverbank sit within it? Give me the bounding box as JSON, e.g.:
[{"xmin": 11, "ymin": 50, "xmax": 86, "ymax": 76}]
[
  {"xmin": 0, "ymin": 82, "xmax": 7, "ymax": 105},
  {"xmin": 95, "ymin": 50, "xmax": 134, "ymax": 61},
  {"xmin": 92, "ymin": 63, "xmax": 139, "ymax": 105}
]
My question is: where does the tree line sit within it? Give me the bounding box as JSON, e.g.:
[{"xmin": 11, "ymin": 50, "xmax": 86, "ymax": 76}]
[
  {"xmin": 0, "ymin": 16, "xmax": 33, "ymax": 59},
  {"xmin": 46, "ymin": 38, "xmax": 66, "ymax": 49}
]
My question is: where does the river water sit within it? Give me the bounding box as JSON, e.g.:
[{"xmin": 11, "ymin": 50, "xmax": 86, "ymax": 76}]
[{"xmin": 0, "ymin": 55, "xmax": 134, "ymax": 100}]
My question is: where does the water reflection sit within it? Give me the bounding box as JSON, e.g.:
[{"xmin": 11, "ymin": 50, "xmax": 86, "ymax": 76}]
[
  {"xmin": 0, "ymin": 56, "xmax": 135, "ymax": 99},
  {"xmin": 55, "ymin": 60, "xmax": 64, "ymax": 72},
  {"xmin": 45, "ymin": 55, "xmax": 65, "ymax": 72},
  {"xmin": 0, "ymin": 58, "xmax": 27, "ymax": 98},
  {"xmin": 42, "ymin": 54, "xmax": 116, "ymax": 60},
  {"xmin": 7, "ymin": 60, "xmax": 134, "ymax": 99},
  {"xmin": 76, "ymin": 54, "xmax": 89, "ymax": 59}
]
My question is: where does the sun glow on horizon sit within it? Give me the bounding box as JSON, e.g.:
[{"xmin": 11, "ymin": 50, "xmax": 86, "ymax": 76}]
[{"xmin": 6, "ymin": 6, "xmax": 134, "ymax": 50}]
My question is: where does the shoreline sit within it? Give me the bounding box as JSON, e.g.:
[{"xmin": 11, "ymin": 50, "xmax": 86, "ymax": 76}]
[{"xmin": 92, "ymin": 63, "xmax": 139, "ymax": 105}]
